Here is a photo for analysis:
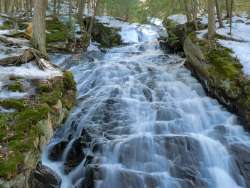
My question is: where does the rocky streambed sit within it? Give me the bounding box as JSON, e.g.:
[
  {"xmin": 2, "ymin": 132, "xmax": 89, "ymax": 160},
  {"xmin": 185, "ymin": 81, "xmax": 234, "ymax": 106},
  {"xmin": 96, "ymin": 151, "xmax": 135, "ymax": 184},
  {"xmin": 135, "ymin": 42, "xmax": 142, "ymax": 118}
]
[{"xmin": 33, "ymin": 17, "xmax": 250, "ymax": 188}]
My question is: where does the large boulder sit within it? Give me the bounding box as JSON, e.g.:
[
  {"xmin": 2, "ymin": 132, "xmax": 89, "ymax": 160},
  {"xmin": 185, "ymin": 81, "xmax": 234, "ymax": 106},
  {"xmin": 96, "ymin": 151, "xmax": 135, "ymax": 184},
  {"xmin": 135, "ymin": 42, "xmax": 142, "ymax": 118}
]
[
  {"xmin": 28, "ymin": 162, "xmax": 61, "ymax": 188},
  {"xmin": 83, "ymin": 17, "xmax": 122, "ymax": 48},
  {"xmin": 229, "ymin": 143, "xmax": 250, "ymax": 187},
  {"xmin": 0, "ymin": 51, "xmax": 76, "ymax": 188}
]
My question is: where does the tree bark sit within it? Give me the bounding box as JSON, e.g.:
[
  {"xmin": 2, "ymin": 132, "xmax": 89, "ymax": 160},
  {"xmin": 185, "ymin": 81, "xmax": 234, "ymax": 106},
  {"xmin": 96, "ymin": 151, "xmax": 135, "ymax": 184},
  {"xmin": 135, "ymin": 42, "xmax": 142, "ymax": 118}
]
[
  {"xmin": 183, "ymin": 0, "xmax": 192, "ymax": 23},
  {"xmin": 53, "ymin": 0, "xmax": 57, "ymax": 18},
  {"xmin": 215, "ymin": 0, "xmax": 223, "ymax": 28},
  {"xmin": 225, "ymin": 0, "xmax": 230, "ymax": 18},
  {"xmin": 229, "ymin": 0, "xmax": 234, "ymax": 35},
  {"xmin": 32, "ymin": 0, "xmax": 47, "ymax": 56},
  {"xmin": 208, "ymin": 0, "xmax": 216, "ymax": 44}
]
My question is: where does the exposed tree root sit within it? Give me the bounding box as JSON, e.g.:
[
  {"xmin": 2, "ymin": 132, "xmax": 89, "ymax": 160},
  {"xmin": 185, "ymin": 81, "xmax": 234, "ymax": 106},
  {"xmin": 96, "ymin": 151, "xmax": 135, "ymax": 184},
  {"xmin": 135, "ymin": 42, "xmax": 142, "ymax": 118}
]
[{"xmin": 0, "ymin": 48, "xmax": 57, "ymax": 70}]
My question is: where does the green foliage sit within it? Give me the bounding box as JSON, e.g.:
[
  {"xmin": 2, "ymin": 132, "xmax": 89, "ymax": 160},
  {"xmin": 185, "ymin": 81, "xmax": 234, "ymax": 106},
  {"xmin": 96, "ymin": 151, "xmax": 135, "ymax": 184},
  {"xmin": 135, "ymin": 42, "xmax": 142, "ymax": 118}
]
[{"xmin": 98, "ymin": 0, "xmax": 141, "ymax": 22}]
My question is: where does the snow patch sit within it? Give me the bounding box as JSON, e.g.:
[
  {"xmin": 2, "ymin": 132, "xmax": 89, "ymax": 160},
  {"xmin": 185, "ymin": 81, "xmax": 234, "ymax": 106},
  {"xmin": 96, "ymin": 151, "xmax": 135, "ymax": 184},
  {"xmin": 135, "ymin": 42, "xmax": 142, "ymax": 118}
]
[
  {"xmin": 216, "ymin": 16, "xmax": 250, "ymax": 75},
  {"xmin": 218, "ymin": 39, "xmax": 250, "ymax": 74},
  {"xmin": 0, "ymin": 63, "xmax": 62, "ymax": 99},
  {"xmin": 0, "ymin": 62, "xmax": 62, "ymax": 79},
  {"xmin": 168, "ymin": 14, "xmax": 187, "ymax": 25}
]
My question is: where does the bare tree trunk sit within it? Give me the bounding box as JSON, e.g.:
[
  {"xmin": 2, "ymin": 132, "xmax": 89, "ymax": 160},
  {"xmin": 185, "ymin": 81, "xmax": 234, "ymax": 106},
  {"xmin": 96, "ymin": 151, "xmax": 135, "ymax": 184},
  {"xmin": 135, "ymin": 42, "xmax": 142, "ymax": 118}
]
[
  {"xmin": 225, "ymin": 0, "xmax": 230, "ymax": 18},
  {"xmin": 53, "ymin": 0, "xmax": 57, "ymax": 18},
  {"xmin": 32, "ymin": 0, "xmax": 47, "ymax": 56},
  {"xmin": 208, "ymin": 0, "xmax": 216, "ymax": 44},
  {"xmin": 57, "ymin": 0, "xmax": 61, "ymax": 16},
  {"xmin": 215, "ymin": 0, "xmax": 223, "ymax": 28},
  {"xmin": 88, "ymin": 0, "xmax": 100, "ymax": 34},
  {"xmin": 191, "ymin": 0, "xmax": 198, "ymax": 29},
  {"xmin": 229, "ymin": 0, "xmax": 234, "ymax": 35},
  {"xmin": 183, "ymin": 0, "xmax": 192, "ymax": 23},
  {"xmin": 78, "ymin": 0, "xmax": 84, "ymax": 21}
]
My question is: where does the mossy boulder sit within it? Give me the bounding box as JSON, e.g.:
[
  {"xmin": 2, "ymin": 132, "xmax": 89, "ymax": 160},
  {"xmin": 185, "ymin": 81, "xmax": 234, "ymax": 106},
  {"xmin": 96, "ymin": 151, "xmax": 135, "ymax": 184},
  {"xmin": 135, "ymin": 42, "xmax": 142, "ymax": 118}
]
[
  {"xmin": 83, "ymin": 17, "xmax": 122, "ymax": 48},
  {"xmin": 7, "ymin": 81, "xmax": 24, "ymax": 92},
  {"xmin": 0, "ymin": 70, "xmax": 76, "ymax": 188},
  {"xmin": 184, "ymin": 33, "xmax": 250, "ymax": 130},
  {"xmin": 46, "ymin": 18, "xmax": 69, "ymax": 43}
]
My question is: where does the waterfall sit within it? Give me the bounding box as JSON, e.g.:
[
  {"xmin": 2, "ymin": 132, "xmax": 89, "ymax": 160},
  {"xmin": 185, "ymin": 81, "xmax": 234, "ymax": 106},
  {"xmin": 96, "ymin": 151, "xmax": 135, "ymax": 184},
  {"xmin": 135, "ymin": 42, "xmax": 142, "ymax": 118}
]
[{"xmin": 44, "ymin": 18, "xmax": 250, "ymax": 188}]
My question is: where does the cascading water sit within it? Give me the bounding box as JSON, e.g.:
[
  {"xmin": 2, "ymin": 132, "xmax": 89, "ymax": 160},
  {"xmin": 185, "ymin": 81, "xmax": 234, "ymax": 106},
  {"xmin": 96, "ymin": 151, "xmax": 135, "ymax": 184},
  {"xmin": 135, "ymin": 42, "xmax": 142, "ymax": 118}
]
[{"xmin": 44, "ymin": 17, "xmax": 250, "ymax": 188}]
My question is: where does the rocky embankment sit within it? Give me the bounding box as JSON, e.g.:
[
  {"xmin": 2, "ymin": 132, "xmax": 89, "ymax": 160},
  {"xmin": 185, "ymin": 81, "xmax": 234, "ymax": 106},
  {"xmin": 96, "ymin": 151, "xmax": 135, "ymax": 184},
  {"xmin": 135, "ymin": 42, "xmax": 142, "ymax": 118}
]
[
  {"xmin": 164, "ymin": 15, "xmax": 250, "ymax": 131},
  {"xmin": 0, "ymin": 48, "xmax": 76, "ymax": 188}
]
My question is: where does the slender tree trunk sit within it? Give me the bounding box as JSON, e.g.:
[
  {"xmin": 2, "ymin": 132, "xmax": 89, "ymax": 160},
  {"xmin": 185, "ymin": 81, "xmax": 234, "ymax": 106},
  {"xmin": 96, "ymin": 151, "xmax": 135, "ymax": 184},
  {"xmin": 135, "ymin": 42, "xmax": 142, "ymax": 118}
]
[
  {"xmin": 208, "ymin": 0, "xmax": 216, "ymax": 44},
  {"xmin": 32, "ymin": 0, "xmax": 47, "ymax": 56},
  {"xmin": 57, "ymin": 0, "xmax": 61, "ymax": 16},
  {"xmin": 192, "ymin": 0, "xmax": 198, "ymax": 29},
  {"xmin": 53, "ymin": 0, "xmax": 57, "ymax": 18},
  {"xmin": 226, "ymin": 0, "xmax": 230, "ymax": 18},
  {"xmin": 88, "ymin": 0, "xmax": 100, "ymax": 34},
  {"xmin": 215, "ymin": 0, "xmax": 223, "ymax": 27},
  {"xmin": 78, "ymin": 0, "xmax": 84, "ymax": 21},
  {"xmin": 229, "ymin": 0, "xmax": 234, "ymax": 35},
  {"xmin": 184, "ymin": 0, "xmax": 192, "ymax": 23}
]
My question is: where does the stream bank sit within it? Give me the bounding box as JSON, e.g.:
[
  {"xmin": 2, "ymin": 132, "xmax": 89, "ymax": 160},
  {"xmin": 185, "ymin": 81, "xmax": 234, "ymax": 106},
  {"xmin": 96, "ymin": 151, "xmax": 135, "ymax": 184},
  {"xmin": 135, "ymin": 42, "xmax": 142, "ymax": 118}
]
[{"xmin": 164, "ymin": 14, "xmax": 250, "ymax": 131}]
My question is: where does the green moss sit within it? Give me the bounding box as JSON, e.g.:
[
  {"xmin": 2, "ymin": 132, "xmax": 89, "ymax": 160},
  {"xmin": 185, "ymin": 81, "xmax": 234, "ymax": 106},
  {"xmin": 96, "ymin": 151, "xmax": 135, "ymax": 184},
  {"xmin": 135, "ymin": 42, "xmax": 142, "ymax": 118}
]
[
  {"xmin": 46, "ymin": 19, "xmax": 69, "ymax": 43},
  {"xmin": 0, "ymin": 153, "xmax": 23, "ymax": 179},
  {"xmin": 39, "ymin": 90, "xmax": 62, "ymax": 106},
  {"xmin": 0, "ymin": 104, "xmax": 50, "ymax": 179},
  {"xmin": 7, "ymin": 81, "xmax": 23, "ymax": 92},
  {"xmin": 0, "ymin": 20, "xmax": 13, "ymax": 30},
  {"xmin": 36, "ymin": 82, "xmax": 52, "ymax": 93},
  {"xmin": 206, "ymin": 47, "xmax": 242, "ymax": 80},
  {"xmin": 0, "ymin": 114, "xmax": 12, "ymax": 140},
  {"xmin": 16, "ymin": 105, "xmax": 49, "ymax": 126},
  {"xmin": 0, "ymin": 71, "xmax": 76, "ymax": 181},
  {"xmin": 0, "ymin": 99, "xmax": 26, "ymax": 111},
  {"xmin": 63, "ymin": 71, "xmax": 76, "ymax": 91}
]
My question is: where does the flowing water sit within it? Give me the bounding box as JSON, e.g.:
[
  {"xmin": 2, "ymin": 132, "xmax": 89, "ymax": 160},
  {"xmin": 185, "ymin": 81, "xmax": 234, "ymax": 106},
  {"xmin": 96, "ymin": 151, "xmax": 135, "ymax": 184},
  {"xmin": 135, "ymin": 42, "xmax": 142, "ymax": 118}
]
[{"xmin": 44, "ymin": 18, "xmax": 250, "ymax": 188}]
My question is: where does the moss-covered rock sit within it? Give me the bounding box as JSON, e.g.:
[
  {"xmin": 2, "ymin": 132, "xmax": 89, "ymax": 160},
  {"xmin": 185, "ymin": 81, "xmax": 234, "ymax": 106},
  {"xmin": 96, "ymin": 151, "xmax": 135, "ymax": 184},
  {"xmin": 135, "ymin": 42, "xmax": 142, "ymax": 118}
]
[
  {"xmin": 0, "ymin": 70, "xmax": 76, "ymax": 188},
  {"xmin": 46, "ymin": 18, "xmax": 69, "ymax": 43},
  {"xmin": 184, "ymin": 33, "xmax": 250, "ymax": 130},
  {"xmin": 83, "ymin": 17, "xmax": 122, "ymax": 48},
  {"xmin": 7, "ymin": 81, "xmax": 24, "ymax": 92}
]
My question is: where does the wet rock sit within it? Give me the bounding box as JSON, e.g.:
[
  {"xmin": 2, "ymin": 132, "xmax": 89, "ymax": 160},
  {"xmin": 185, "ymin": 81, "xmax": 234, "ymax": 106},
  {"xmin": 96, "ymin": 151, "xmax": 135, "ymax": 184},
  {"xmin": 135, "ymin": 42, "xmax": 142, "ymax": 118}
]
[
  {"xmin": 83, "ymin": 17, "xmax": 122, "ymax": 48},
  {"xmin": 48, "ymin": 140, "xmax": 68, "ymax": 161},
  {"xmin": 170, "ymin": 165, "xmax": 207, "ymax": 188},
  {"xmin": 160, "ymin": 136, "xmax": 202, "ymax": 167},
  {"xmin": 156, "ymin": 106, "xmax": 181, "ymax": 121},
  {"xmin": 80, "ymin": 128, "xmax": 92, "ymax": 142},
  {"xmin": 64, "ymin": 137, "xmax": 87, "ymax": 173},
  {"xmin": 83, "ymin": 165, "xmax": 105, "ymax": 188},
  {"xmin": 143, "ymin": 87, "xmax": 153, "ymax": 102},
  {"xmin": 230, "ymin": 143, "xmax": 250, "ymax": 187},
  {"xmin": 29, "ymin": 162, "xmax": 61, "ymax": 188}
]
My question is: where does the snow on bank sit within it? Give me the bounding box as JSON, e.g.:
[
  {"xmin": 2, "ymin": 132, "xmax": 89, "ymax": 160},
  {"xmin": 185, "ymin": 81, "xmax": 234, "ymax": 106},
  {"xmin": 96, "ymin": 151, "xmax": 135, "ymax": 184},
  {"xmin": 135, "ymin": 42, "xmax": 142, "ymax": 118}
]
[
  {"xmin": 217, "ymin": 16, "xmax": 250, "ymax": 75},
  {"xmin": 218, "ymin": 40, "xmax": 250, "ymax": 74},
  {"xmin": 0, "ymin": 62, "xmax": 62, "ymax": 99},
  {"xmin": 195, "ymin": 15, "xmax": 250, "ymax": 75},
  {"xmin": 0, "ymin": 62, "xmax": 62, "ymax": 80},
  {"xmin": 168, "ymin": 14, "xmax": 187, "ymax": 25}
]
